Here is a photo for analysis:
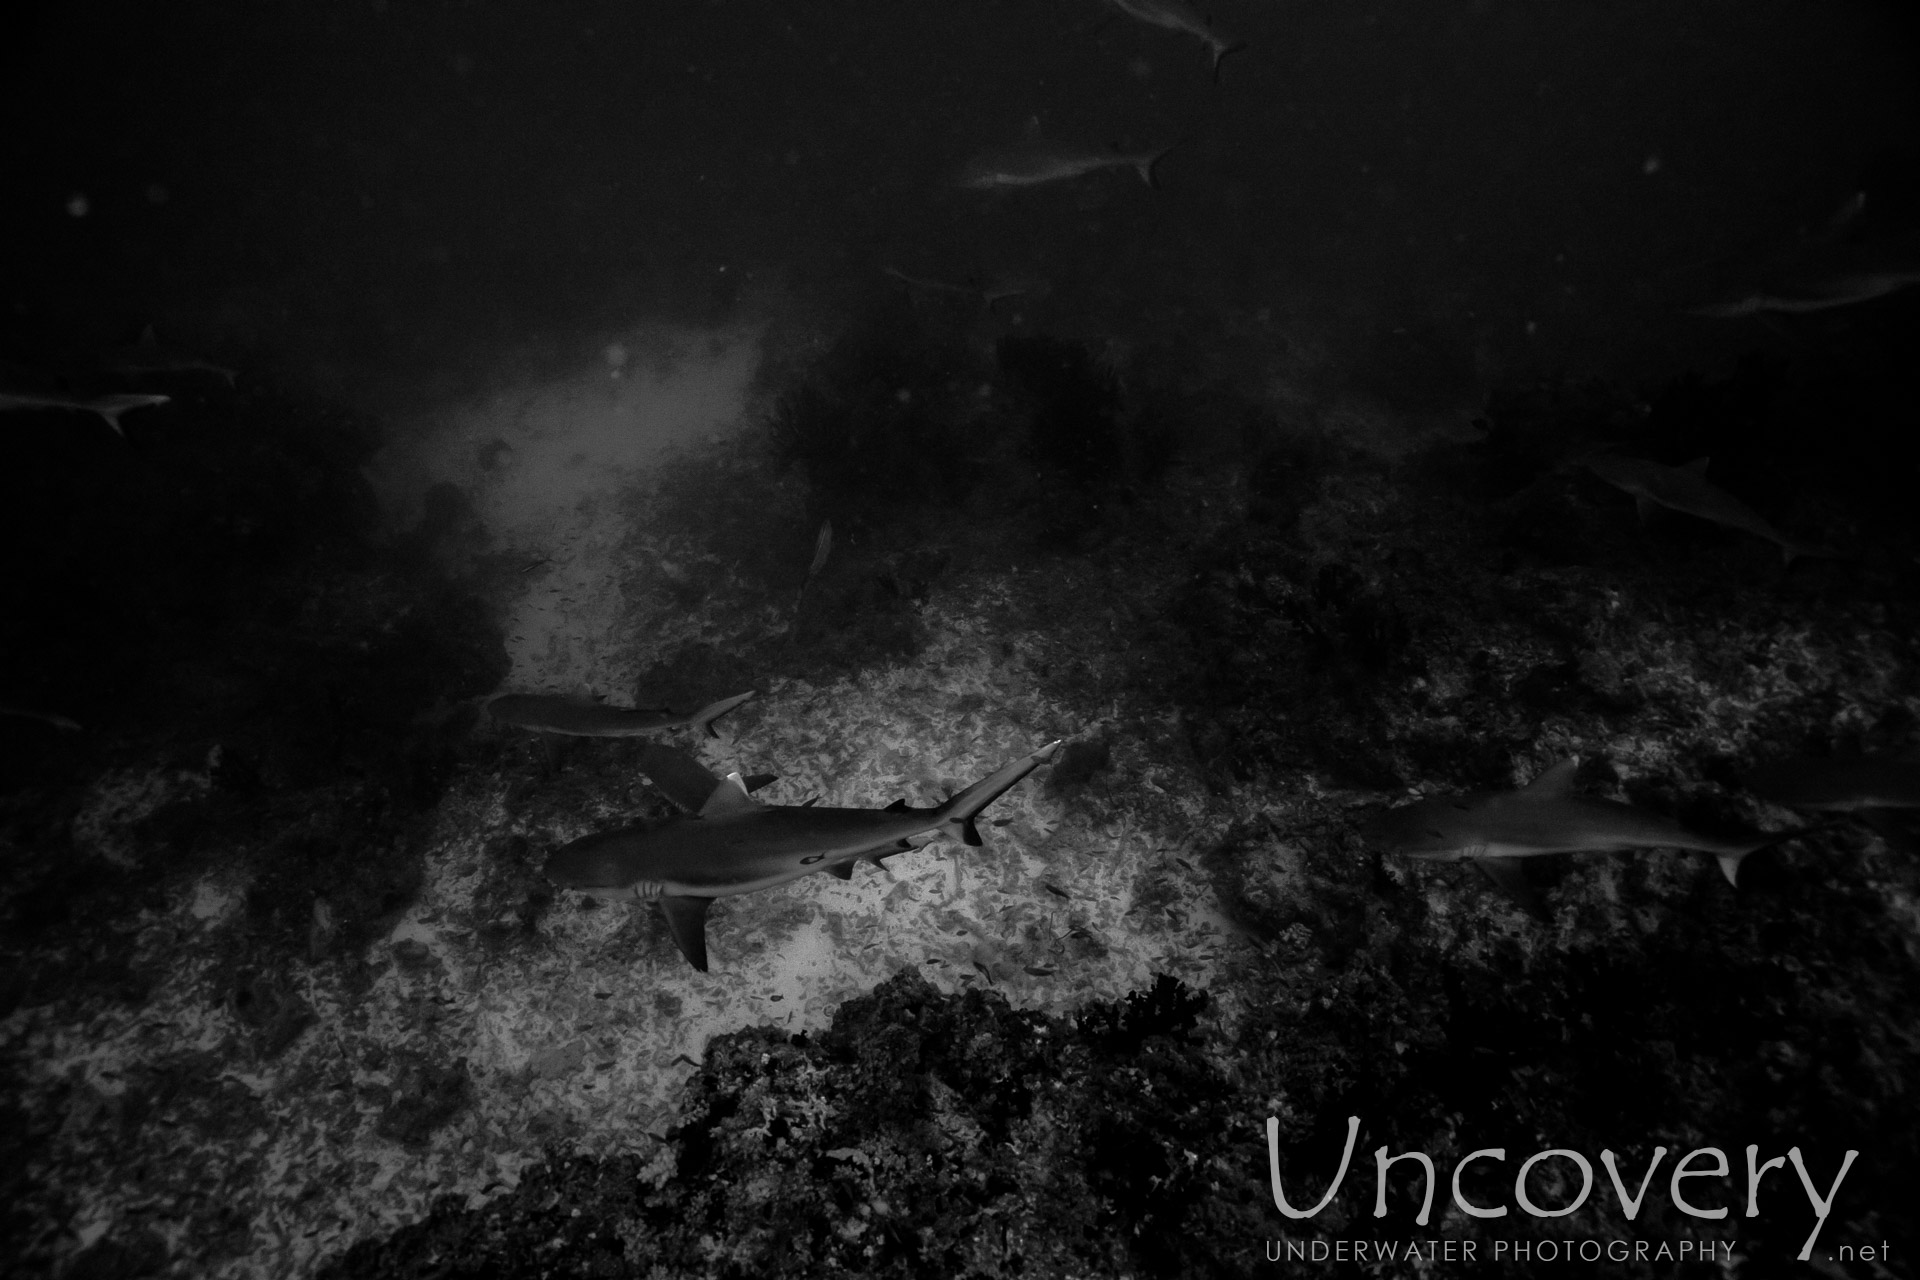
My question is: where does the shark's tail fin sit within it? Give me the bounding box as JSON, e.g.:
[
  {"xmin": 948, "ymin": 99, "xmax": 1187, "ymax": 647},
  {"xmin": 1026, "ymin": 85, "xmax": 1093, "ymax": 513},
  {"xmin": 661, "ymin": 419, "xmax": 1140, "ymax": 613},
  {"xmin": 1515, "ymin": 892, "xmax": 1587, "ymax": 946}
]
[
  {"xmin": 1715, "ymin": 820, "xmax": 1842, "ymax": 886},
  {"xmin": 690, "ymin": 691, "xmax": 756, "ymax": 739},
  {"xmin": 1210, "ymin": 37, "xmax": 1247, "ymax": 82},
  {"xmin": 1781, "ymin": 540, "xmax": 1844, "ymax": 570},
  {"xmin": 96, "ymin": 394, "xmax": 170, "ymax": 437},
  {"xmin": 936, "ymin": 740, "xmax": 1061, "ymax": 845},
  {"xmin": 1136, "ymin": 143, "xmax": 1178, "ymax": 189}
]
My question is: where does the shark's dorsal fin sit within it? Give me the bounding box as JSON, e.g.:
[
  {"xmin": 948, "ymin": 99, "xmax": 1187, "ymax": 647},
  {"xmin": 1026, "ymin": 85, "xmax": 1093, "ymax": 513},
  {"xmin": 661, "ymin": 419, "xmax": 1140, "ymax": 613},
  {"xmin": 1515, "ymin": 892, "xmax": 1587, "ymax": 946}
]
[
  {"xmin": 699, "ymin": 772, "xmax": 762, "ymax": 818},
  {"xmin": 1685, "ymin": 456, "xmax": 1711, "ymax": 474},
  {"xmin": 635, "ymin": 745, "xmax": 727, "ymax": 813},
  {"xmin": 827, "ymin": 861, "xmax": 853, "ymax": 880},
  {"xmin": 138, "ymin": 324, "xmax": 159, "ymax": 347},
  {"xmin": 1521, "ymin": 759, "xmax": 1580, "ymax": 798},
  {"xmin": 885, "ymin": 798, "xmax": 910, "ymax": 812},
  {"xmin": 658, "ymin": 896, "xmax": 713, "ymax": 971}
]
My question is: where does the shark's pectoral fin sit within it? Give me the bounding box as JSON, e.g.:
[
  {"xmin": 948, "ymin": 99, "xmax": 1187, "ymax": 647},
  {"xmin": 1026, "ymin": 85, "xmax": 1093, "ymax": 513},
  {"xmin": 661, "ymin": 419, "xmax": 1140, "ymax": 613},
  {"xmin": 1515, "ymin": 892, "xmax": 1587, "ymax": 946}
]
[
  {"xmin": 828, "ymin": 862, "xmax": 854, "ymax": 880},
  {"xmin": 658, "ymin": 896, "xmax": 714, "ymax": 971},
  {"xmin": 1633, "ymin": 496, "xmax": 1657, "ymax": 526},
  {"xmin": 958, "ymin": 817, "xmax": 983, "ymax": 847},
  {"xmin": 1715, "ymin": 851, "xmax": 1746, "ymax": 888},
  {"xmin": 1473, "ymin": 856, "xmax": 1548, "ymax": 920}
]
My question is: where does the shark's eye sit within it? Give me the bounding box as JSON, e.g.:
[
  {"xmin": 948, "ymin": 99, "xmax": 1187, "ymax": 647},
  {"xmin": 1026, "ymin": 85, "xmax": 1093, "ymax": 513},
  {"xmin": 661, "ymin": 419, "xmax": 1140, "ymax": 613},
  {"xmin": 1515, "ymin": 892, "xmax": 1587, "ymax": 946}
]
[{"xmin": 800, "ymin": 854, "xmax": 824, "ymax": 865}]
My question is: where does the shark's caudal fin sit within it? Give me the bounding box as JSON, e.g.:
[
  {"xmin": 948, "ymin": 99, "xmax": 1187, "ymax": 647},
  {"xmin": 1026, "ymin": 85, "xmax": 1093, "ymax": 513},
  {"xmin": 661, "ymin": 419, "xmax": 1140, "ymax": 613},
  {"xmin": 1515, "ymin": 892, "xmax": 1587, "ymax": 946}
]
[
  {"xmin": 1717, "ymin": 819, "xmax": 1847, "ymax": 885},
  {"xmin": 94, "ymin": 394, "xmax": 170, "ymax": 437},
  {"xmin": 935, "ymin": 741, "xmax": 1061, "ymax": 845},
  {"xmin": 1210, "ymin": 37, "xmax": 1246, "ymax": 81},
  {"xmin": 1136, "ymin": 144, "xmax": 1177, "ymax": 188},
  {"xmin": 1780, "ymin": 540, "xmax": 1844, "ymax": 570},
  {"xmin": 690, "ymin": 691, "xmax": 755, "ymax": 739}
]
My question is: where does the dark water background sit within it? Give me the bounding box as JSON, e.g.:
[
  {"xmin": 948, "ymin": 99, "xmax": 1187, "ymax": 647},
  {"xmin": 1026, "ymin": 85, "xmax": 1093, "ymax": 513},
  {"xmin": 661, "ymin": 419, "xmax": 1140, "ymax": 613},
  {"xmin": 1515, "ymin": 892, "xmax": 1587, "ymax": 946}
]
[
  {"xmin": 5, "ymin": 7, "xmax": 1920, "ymax": 1275},
  {"xmin": 6, "ymin": 0, "xmax": 1916, "ymax": 416}
]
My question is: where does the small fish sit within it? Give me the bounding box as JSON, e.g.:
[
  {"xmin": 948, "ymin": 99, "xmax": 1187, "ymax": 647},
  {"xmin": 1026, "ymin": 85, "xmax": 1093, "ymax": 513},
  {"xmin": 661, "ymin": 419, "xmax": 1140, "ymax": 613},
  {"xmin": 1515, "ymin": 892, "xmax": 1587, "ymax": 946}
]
[
  {"xmin": 1365, "ymin": 759, "xmax": 1800, "ymax": 912},
  {"xmin": 794, "ymin": 519, "xmax": 832, "ymax": 610},
  {"xmin": 957, "ymin": 137, "xmax": 1174, "ymax": 190},
  {"xmin": 1820, "ymin": 189, "xmax": 1868, "ymax": 240},
  {"xmin": 486, "ymin": 690, "xmax": 754, "ymax": 740},
  {"xmin": 545, "ymin": 740, "xmax": 1061, "ymax": 970},
  {"xmin": 787, "ymin": 520, "xmax": 834, "ymax": 642},
  {"xmin": 0, "ymin": 390, "xmax": 170, "ymax": 436},
  {"xmin": 807, "ymin": 519, "xmax": 834, "ymax": 581},
  {"xmin": 1583, "ymin": 453, "xmax": 1831, "ymax": 566},
  {"xmin": 1106, "ymin": 0, "xmax": 1244, "ymax": 78},
  {"xmin": 101, "ymin": 326, "xmax": 238, "ymax": 386},
  {"xmin": 1743, "ymin": 755, "xmax": 1920, "ymax": 812}
]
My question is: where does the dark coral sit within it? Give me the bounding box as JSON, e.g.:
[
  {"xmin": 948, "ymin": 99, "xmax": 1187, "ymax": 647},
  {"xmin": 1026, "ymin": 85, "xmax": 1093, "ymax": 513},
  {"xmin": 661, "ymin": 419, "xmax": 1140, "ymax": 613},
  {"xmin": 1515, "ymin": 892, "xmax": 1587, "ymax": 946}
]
[{"xmin": 323, "ymin": 971, "xmax": 1261, "ymax": 1279}]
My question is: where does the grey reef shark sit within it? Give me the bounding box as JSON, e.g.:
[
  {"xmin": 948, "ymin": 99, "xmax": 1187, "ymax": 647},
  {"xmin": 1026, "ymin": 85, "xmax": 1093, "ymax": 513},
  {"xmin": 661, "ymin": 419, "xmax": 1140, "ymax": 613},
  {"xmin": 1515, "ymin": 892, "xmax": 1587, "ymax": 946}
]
[
  {"xmin": 882, "ymin": 266, "xmax": 1045, "ymax": 310},
  {"xmin": 957, "ymin": 130, "xmax": 1176, "ymax": 191},
  {"xmin": 1104, "ymin": 0, "xmax": 1244, "ymax": 78},
  {"xmin": 1365, "ymin": 758, "xmax": 1806, "ymax": 916},
  {"xmin": 0, "ymin": 705, "xmax": 82, "ymax": 733},
  {"xmin": 0, "ymin": 390, "xmax": 170, "ymax": 436},
  {"xmin": 486, "ymin": 690, "xmax": 754, "ymax": 740},
  {"xmin": 1582, "ymin": 452, "xmax": 1835, "ymax": 567},
  {"xmin": 544, "ymin": 740, "xmax": 1061, "ymax": 970},
  {"xmin": 101, "ymin": 326, "xmax": 238, "ymax": 385},
  {"xmin": 1686, "ymin": 233, "xmax": 1920, "ymax": 317}
]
